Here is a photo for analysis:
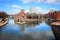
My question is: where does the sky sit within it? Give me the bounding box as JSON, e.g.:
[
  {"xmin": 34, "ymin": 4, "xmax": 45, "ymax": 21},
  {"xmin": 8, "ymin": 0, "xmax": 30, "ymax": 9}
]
[{"xmin": 0, "ymin": 0, "xmax": 60, "ymax": 15}]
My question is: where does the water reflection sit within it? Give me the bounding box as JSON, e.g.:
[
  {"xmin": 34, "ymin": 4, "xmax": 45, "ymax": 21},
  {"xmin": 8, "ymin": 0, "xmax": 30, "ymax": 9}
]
[
  {"xmin": 0, "ymin": 19, "xmax": 55, "ymax": 40},
  {"xmin": 20, "ymin": 24, "xmax": 25, "ymax": 31},
  {"xmin": 26, "ymin": 21, "xmax": 40, "ymax": 27},
  {"xmin": 19, "ymin": 21, "xmax": 40, "ymax": 31}
]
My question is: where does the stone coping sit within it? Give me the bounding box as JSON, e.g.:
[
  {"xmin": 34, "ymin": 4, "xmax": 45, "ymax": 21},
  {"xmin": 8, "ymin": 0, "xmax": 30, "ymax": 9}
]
[{"xmin": 51, "ymin": 22, "xmax": 60, "ymax": 26}]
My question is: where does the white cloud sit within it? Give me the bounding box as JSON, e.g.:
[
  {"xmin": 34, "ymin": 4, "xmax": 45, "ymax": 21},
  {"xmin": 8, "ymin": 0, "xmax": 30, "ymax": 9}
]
[
  {"xmin": 12, "ymin": 5, "xmax": 20, "ymax": 8},
  {"xmin": 50, "ymin": 8, "xmax": 56, "ymax": 10},
  {"xmin": 23, "ymin": 0, "xmax": 32, "ymax": 3},
  {"xmin": 8, "ymin": 9, "xmax": 20, "ymax": 15},
  {"xmin": 11, "ymin": 10, "xmax": 19, "ymax": 12},
  {"xmin": 7, "ymin": 7, "xmax": 56, "ymax": 15},
  {"xmin": 47, "ymin": 0, "xmax": 56, "ymax": 3},
  {"xmin": 35, "ymin": 7, "xmax": 49, "ymax": 14},
  {"xmin": 28, "ymin": 7, "xmax": 49, "ymax": 14},
  {"xmin": 22, "ymin": 0, "xmax": 60, "ymax": 4},
  {"xmin": 35, "ymin": 0, "xmax": 45, "ymax": 3},
  {"xmin": 25, "ymin": 10, "xmax": 29, "ymax": 13},
  {"xmin": 5, "ymin": 4, "xmax": 21, "ymax": 9}
]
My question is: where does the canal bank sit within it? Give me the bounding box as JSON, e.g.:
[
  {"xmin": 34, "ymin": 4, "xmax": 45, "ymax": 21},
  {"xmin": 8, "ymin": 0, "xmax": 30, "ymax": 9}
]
[
  {"xmin": 1, "ymin": 19, "xmax": 55, "ymax": 40},
  {"xmin": 0, "ymin": 21, "xmax": 8, "ymax": 27},
  {"xmin": 51, "ymin": 22, "xmax": 60, "ymax": 40}
]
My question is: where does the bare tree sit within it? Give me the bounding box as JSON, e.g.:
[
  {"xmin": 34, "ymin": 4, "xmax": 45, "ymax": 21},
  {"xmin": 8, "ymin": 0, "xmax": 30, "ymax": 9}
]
[{"xmin": 0, "ymin": 11, "xmax": 9, "ymax": 21}]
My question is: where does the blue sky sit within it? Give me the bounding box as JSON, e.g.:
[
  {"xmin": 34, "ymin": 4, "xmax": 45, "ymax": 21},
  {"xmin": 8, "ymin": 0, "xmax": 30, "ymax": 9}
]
[{"xmin": 0, "ymin": 0, "xmax": 60, "ymax": 15}]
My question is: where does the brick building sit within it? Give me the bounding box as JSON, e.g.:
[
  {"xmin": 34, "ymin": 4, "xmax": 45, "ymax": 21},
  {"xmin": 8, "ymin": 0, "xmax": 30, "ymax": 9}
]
[
  {"xmin": 13, "ymin": 9, "xmax": 41, "ymax": 23},
  {"xmin": 47, "ymin": 11, "xmax": 60, "ymax": 20}
]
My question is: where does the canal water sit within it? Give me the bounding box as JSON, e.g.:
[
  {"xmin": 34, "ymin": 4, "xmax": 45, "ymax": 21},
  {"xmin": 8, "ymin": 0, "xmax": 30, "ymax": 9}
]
[{"xmin": 0, "ymin": 19, "xmax": 55, "ymax": 40}]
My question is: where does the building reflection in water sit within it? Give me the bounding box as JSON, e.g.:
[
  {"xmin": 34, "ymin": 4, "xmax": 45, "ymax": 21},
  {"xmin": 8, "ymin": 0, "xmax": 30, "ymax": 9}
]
[
  {"xmin": 1, "ymin": 19, "xmax": 55, "ymax": 40},
  {"xmin": 20, "ymin": 24, "xmax": 25, "ymax": 31},
  {"xmin": 19, "ymin": 21, "xmax": 40, "ymax": 31}
]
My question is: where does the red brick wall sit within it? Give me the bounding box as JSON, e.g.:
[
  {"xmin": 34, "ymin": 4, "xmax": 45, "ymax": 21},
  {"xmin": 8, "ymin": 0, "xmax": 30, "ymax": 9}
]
[
  {"xmin": 56, "ymin": 12, "xmax": 60, "ymax": 20},
  {"xmin": 48, "ymin": 11, "xmax": 57, "ymax": 19}
]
